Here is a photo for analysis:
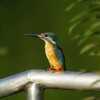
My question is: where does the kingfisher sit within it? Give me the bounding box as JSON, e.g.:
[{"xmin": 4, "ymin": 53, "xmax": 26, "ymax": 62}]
[{"xmin": 25, "ymin": 32, "xmax": 65, "ymax": 72}]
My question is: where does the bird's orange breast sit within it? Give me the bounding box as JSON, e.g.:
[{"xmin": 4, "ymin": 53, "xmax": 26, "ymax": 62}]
[{"xmin": 45, "ymin": 42, "xmax": 61, "ymax": 68}]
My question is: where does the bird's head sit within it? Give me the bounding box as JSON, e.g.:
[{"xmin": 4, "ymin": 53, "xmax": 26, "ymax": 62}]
[{"xmin": 25, "ymin": 32, "xmax": 59, "ymax": 45}]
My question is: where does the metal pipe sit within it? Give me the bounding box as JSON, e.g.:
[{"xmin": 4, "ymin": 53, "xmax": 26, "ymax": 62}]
[
  {"xmin": 0, "ymin": 70, "xmax": 100, "ymax": 97},
  {"xmin": 27, "ymin": 83, "xmax": 42, "ymax": 100}
]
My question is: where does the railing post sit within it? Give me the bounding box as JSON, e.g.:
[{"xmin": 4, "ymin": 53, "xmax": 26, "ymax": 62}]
[{"xmin": 27, "ymin": 83, "xmax": 43, "ymax": 100}]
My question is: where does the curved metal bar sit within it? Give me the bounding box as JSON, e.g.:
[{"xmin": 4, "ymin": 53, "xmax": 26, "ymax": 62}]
[{"xmin": 0, "ymin": 70, "xmax": 100, "ymax": 97}]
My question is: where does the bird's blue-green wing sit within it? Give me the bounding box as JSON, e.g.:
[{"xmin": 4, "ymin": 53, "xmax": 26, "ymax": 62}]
[{"xmin": 54, "ymin": 46, "xmax": 66, "ymax": 69}]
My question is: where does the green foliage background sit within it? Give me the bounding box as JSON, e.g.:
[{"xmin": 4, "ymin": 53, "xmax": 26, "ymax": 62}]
[{"xmin": 0, "ymin": 0, "xmax": 100, "ymax": 100}]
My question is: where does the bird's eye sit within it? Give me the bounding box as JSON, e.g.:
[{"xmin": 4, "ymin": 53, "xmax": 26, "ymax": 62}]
[{"xmin": 45, "ymin": 34, "xmax": 48, "ymax": 37}]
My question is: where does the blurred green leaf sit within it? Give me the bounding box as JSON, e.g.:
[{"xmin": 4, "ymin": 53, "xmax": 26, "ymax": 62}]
[{"xmin": 65, "ymin": 0, "xmax": 100, "ymax": 56}]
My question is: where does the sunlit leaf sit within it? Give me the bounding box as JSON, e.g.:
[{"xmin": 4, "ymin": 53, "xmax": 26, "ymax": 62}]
[{"xmin": 80, "ymin": 44, "xmax": 95, "ymax": 54}]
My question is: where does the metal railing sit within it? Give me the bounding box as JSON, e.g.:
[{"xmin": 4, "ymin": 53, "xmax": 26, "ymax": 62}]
[{"xmin": 0, "ymin": 70, "xmax": 100, "ymax": 100}]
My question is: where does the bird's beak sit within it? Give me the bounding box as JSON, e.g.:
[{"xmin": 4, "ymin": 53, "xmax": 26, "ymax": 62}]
[
  {"xmin": 24, "ymin": 33, "xmax": 38, "ymax": 38},
  {"xmin": 24, "ymin": 32, "xmax": 45, "ymax": 41}
]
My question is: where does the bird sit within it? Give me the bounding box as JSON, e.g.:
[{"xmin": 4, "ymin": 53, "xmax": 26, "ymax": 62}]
[{"xmin": 25, "ymin": 32, "xmax": 65, "ymax": 72}]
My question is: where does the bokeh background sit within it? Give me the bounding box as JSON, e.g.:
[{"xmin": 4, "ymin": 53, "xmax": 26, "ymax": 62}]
[{"xmin": 0, "ymin": 0, "xmax": 100, "ymax": 100}]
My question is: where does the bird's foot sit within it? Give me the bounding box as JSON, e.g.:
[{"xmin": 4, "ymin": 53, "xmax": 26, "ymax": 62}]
[{"xmin": 48, "ymin": 67, "xmax": 63, "ymax": 73}]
